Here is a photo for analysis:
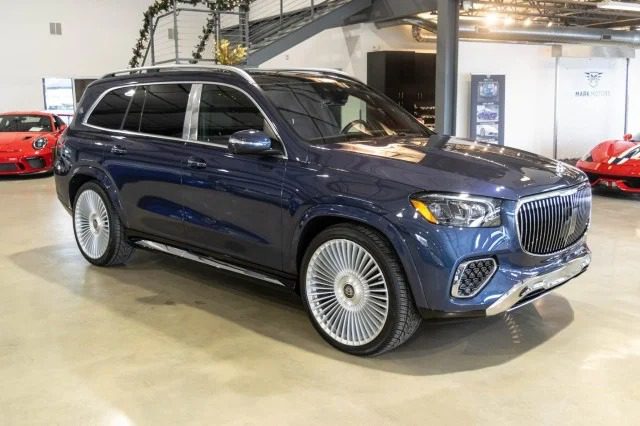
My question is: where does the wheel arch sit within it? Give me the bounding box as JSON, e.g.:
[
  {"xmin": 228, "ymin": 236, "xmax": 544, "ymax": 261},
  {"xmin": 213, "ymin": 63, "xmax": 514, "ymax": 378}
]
[
  {"xmin": 291, "ymin": 207, "xmax": 428, "ymax": 308},
  {"xmin": 68, "ymin": 166, "xmax": 127, "ymax": 226}
]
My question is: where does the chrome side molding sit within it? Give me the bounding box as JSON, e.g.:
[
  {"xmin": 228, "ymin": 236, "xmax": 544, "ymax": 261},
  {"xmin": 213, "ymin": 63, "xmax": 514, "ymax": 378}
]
[{"xmin": 135, "ymin": 240, "xmax": 286, "ymax": 287}]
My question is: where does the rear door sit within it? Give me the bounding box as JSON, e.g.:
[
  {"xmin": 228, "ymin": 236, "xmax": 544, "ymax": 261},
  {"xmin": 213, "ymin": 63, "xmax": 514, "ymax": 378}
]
[
  {"xmin": 180, "ymin": 83, "xmax": 286, "ymax": 271},
  {"xmin": 95, "ymin": 83, "xmax": 192, "ymax": 243}
]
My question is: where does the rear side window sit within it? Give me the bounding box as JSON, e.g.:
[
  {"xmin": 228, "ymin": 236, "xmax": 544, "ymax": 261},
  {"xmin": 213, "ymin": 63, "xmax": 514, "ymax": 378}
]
[
  {"xmin": 197, "ymin": 84, "xmax": 265, "ymax": 144},
  {"xmin": 139, "ymin": 84, "xmax": 191, "ymax": 138},
  {"xmin": 122, "ymin": 87, "xmax": 146, "ymax": 132},
  {"xmin": 87, "ymin": 83, "xmax": 191, "ymax": 138},
  {"xmin": 86, "ymin": 87, "xmax": 133, "ymax": 129}
]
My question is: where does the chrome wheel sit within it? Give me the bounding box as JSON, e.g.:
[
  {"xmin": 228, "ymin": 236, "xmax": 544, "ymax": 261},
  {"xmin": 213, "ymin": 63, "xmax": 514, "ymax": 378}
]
[
  {"xmin": 305, "ymin": 239, "xmax": 389, "ymax": 346},
  {"xmin": 74, "ymin": 190, "xmax": 110, "ymax": 259}
]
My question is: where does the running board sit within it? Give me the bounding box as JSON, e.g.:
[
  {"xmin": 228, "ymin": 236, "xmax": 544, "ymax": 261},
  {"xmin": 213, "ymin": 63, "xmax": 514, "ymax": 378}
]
[{"xmin": 135, "ymin": 240, "xmax": 286, "ymax": 287}]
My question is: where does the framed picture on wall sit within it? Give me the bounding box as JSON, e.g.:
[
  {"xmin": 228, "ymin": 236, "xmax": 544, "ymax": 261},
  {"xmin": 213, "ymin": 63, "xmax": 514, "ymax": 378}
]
[{"xmin": 470, "ymin": 75, "xmax": 505, "ymax": 145}]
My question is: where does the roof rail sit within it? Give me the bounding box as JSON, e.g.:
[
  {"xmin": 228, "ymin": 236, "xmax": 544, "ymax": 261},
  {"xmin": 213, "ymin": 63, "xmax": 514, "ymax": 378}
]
[
  {"xmin": 247, "ymin": 67, "xmax": 363, "ymax": 83},
  {"xmin": 100, "ymin": 64, "xmax": 259, "ymax": 87}
]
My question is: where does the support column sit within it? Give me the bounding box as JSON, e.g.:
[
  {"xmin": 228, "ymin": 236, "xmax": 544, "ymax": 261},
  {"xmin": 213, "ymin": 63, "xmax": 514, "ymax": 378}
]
[{"xmin": 435, "ymin": 0, "xmax": 459, "ymax": 135}]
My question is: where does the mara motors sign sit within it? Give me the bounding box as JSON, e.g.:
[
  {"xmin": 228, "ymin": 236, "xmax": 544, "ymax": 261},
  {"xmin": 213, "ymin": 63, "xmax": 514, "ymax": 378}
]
[{"xmin": 575, "ymin": 71, "xmax": 610, "ymax": 97}]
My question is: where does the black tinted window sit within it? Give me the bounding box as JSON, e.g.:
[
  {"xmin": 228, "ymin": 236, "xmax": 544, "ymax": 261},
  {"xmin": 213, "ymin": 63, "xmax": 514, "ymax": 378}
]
[
  {"xmin": 198, "ymin": 84, "xmax": 265, "ymax": 144},
  {"xmin": 87, "ymin": 87, "xmax": 134, "ymax": 129},
  {"xmin": 139, "ymin": 84, "xmax": 191, "ymax": 138},
  {"xmin": 122, "ymin": 87, "xmax": 145, "ymax": 132}
]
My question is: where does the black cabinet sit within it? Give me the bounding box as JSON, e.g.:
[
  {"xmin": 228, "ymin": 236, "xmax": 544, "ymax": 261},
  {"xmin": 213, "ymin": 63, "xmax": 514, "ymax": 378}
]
[{"xmin": 367, "ymin": 51, "xmax": 436, "ymax": 127}]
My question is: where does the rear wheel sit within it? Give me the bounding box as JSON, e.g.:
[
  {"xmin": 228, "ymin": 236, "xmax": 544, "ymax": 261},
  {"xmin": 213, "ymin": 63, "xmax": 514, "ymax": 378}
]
[
  {"xmin": 300, "ymin": 224, "xmax": 421, "ymax": 356},
  {"xmin": 73, "ymin": 182, "xmax": 133, "ymax": 266}
]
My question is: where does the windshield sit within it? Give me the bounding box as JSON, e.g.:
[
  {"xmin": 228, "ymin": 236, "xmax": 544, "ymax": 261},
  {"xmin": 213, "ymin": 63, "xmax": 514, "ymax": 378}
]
[
  {"xmin": 0, "ymin": 115, "xmax": 52, "ymax": 132},
  {"xmin": 254, "ymin": 74, "xmax": 432, "ymax": 145}
]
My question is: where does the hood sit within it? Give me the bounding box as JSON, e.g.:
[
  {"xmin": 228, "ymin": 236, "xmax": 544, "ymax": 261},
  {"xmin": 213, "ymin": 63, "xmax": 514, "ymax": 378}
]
[
  {"xmin": 589, "ymin": 139, "xmax": 640, "ymax": 165},
  {"xmin": 311, "ymin": 135, "xmax": 587, "ymax": 201},
  {"xmin": 0, "ymin": 132, "xmax": 49, "ymax": 153}
]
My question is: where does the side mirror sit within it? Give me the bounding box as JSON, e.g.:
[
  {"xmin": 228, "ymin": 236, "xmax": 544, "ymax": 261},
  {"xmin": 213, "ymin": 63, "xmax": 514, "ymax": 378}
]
[
  {"xmin": 624, "ymin": 133, "xmax": 633, "ymax": 141},
  {"xmin": 228, "ymin": 129, "xmax": 272, "ymax": 154}
]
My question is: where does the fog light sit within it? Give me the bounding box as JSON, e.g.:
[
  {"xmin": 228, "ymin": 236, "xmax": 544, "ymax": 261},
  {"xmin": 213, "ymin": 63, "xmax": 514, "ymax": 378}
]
[{"xmin": 451, "ymin": 258, "xmax": 497, "ymax": 298}]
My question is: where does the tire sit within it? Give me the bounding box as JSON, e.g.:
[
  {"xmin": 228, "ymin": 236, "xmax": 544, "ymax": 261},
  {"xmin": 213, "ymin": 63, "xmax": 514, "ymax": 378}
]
[
  {"xmin": 73, "ymin": 182, "xmax": 134, "ymax": 266},
  {"xmin": 300, "ymin": 224, "xmax": 422, "ymax": 356}
]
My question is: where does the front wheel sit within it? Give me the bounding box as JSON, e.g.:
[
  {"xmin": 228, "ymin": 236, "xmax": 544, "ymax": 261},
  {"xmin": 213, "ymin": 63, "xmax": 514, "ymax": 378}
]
[
  {"xmin": 300, "ymin": 224, "xmax": 422, "ymax": 356},
  {"xmin": 73, "ymin": 182, "xmax": 134, "ymax": 266}
]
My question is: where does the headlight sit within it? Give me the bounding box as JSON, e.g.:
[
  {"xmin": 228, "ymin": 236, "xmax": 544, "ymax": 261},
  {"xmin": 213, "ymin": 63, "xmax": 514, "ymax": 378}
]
[
  {"xmin": 32, "ymin": 137, "xmax": 48, "ymax": 150},
  {"xmin": 410, "ymin": 193, "xmax": 502, "ymax": 227}
]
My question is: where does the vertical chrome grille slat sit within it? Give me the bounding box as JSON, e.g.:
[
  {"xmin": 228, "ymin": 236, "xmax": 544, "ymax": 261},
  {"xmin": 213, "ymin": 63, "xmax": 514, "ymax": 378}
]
[{"xmin": 516, "ymin": 184, "xmax": 592, "ymax": 255}]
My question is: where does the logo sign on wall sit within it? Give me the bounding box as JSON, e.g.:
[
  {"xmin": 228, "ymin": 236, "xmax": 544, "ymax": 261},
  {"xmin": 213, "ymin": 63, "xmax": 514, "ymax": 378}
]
[
  {"xmin": 470, "ymin": 75, "xmax": 505, "ymax": 146},
  {"xmin": 575, "ymin": 71, "xmax": 610, "ymax": 97}
]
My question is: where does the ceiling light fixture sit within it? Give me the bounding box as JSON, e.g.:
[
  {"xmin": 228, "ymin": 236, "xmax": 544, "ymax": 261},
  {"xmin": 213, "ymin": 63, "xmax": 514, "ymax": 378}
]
[
  {"xmin": 524, "ymin": 17, "xmax": 532, "ymax": 26},
  {"xmin": 597, "ymin": 0, "xmax": 640, "ymax": 12},
  {"xmin": 485, "ymin": 13, "xmax": 499, "ymax": 26},
  {"xmin": 547, "ymin": 21, "xmax": 554, "ymax": 27}
]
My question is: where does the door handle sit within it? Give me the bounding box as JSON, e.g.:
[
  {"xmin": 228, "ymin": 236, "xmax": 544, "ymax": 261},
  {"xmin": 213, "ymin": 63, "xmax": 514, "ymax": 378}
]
[
  {"xmin": 110, "ymin": 145, "xmax": 127, "ymax": 155},
  {"xmin": 187, "ymin": 157, "xmax": 207, "ymax": 169}
]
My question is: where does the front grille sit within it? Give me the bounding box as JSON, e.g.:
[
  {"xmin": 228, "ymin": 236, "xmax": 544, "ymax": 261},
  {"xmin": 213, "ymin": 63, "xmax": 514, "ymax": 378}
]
[
  {"xmin": 0, "ymin": 163, "xmax": 18, "ymax": 172},
  {"xmin": 516, "ymin": 184, "xmax": 592, "ymax": 255}
]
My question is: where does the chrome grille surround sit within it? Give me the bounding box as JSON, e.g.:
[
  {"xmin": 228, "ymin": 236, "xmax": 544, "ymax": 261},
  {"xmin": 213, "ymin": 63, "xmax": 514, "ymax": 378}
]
[{"xmin": 516, "ymin": 183, "xmax": 592, "ymax": 256}]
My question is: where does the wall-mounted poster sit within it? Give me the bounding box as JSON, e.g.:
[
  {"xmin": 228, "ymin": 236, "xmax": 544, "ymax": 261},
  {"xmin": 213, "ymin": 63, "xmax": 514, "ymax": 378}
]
[{"xmin": 470, "ymin": 75, "xmax": 505, "ymax": 145}]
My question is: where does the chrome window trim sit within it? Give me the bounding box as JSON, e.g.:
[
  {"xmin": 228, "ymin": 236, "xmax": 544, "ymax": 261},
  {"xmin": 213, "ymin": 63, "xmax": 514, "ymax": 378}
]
[
  {"xmin": 514, "ymin": 182, "xmax": 592, "ymax": 257},
  {"xmin": 183, "ymin": 83, "xmax": 202, "ymax": 140},
  {"xmin": 82, "ymin": 80, "xmax": 288, "ymax": 159}
]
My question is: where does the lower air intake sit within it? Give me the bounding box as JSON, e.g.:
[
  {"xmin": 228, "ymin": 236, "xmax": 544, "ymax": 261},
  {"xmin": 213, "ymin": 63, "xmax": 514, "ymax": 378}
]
[{"xmin": 451, "ymin": 258, "xmax": 497, "ymax": 298}]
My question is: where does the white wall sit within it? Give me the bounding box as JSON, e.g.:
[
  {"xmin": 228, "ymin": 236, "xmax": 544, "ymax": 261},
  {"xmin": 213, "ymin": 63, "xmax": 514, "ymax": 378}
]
[
  {"xmin": 262, "ymin": 23, "xmax": 640, "ymax": 157},
  {"xmin": 456, "ymin": 43, "xmax": 556, "ymax": 156},
  {"xmin": 0, "ymin": 0, "xmax": 151, "ymax": 112}
]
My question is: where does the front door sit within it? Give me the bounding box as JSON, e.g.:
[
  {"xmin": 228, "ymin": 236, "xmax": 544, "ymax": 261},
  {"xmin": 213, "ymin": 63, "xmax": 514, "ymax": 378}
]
[{"xmin": 181, "ymin": 83, "xmax": 286, "ymax": 271}]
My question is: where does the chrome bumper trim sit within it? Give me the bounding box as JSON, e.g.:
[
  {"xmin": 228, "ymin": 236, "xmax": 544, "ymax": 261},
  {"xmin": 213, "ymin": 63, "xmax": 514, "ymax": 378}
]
[{"xmin": 486, "ymin": 253, "xmax": 591, "ymax": 316}]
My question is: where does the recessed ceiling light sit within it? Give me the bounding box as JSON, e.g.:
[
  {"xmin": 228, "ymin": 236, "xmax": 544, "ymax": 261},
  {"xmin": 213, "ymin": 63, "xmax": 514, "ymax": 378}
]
[{"xmin": 598, "ymin": 0, "xmax": 640, "ymax": 12}]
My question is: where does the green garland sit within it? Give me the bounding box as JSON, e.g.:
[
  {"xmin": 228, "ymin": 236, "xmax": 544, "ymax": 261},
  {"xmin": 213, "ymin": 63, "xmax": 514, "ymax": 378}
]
[
  {"xmin": 192, "ymin": 1, "xmax": 253, "ymax": 63},
  {"xmin": 129, "ymin": 0, "xmax": 249, "ymax": 68}
]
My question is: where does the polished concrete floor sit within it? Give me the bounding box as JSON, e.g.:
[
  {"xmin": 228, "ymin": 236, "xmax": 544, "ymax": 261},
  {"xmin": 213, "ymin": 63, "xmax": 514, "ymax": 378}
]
[{"xmin": 0, "ymin": 175, "xmax": 638, "ymax": 425}]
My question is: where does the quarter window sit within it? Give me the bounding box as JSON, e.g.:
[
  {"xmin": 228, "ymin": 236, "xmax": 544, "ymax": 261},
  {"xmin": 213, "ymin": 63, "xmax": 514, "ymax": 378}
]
[
  {"xmin": 122, "ymin": 87, "xmax": 146, "ymax": 132},
  {"xmin": 197, "ymin": 85, "xmax": 266, "ymax": 145},
  {"xmin": 86, "ymin": 87, "xmax": 133, "ymax": 129}
]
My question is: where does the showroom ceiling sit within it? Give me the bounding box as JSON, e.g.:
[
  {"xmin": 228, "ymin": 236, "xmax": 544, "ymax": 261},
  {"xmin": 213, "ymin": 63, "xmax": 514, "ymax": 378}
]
[{"xmin": 456, "ymin": 0, "xmax": 640, "ymax": 29}]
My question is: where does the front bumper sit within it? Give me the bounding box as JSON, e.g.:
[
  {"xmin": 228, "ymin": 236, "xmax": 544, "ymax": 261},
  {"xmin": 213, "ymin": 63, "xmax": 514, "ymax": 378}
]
[
  {"xmin": 577, "ymin": 161, "xmax": 640, "ymax": 193},
  {"xmin": 0, "ymin": 151, "xmax": 54, "ymax": 175},
  {"xmin": 485, "ymin": 252, "xmax": 590, "ymax": 316}
]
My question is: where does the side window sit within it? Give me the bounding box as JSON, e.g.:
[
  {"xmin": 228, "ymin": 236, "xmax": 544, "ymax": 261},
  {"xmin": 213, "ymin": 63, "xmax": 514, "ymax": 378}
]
[
  {"xmin": 122, "ymin": 87, "xmax": 146, "ymax": 132},
  {"xmin": 139, "ymin": 83, "xmax": 191, "ymax": 138},
  {"xmin": 197, "ymin": 84, "xmax": 266, "ymax": 145},
  {"xmin": 86, "ymin": 88, "xmax": 134, "ymax": 129}
]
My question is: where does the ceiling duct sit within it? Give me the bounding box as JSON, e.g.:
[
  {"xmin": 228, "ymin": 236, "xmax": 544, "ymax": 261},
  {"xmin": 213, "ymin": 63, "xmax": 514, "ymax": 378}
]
[{"xmin": 400, "ymin": 18, "xmax": 640, "ymax": 47}]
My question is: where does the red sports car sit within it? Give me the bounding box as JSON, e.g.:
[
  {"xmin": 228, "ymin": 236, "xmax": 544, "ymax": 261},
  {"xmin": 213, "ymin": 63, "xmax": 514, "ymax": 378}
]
[
  {"xmin": 577, "ymin": 134, "xmax": 640, "ymax": 193},
  {"xmin": 0, "ymin": 111, "xmax": 68, "ymax": 175}
]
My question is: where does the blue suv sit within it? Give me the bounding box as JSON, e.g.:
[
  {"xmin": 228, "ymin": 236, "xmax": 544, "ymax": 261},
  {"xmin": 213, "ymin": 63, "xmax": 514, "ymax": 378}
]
[{"xmin": 55, "ymin": 65, "xmax": 591, "ymax": 355}]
